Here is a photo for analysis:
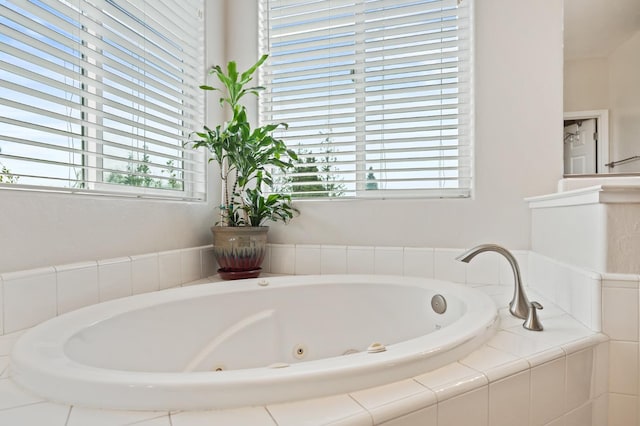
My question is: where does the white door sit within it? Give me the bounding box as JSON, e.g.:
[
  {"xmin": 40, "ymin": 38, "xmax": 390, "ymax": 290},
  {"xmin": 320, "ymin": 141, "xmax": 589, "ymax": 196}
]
[{"xmin": 563, "ymin": 118, "xmax": 597, "ymax": 174}]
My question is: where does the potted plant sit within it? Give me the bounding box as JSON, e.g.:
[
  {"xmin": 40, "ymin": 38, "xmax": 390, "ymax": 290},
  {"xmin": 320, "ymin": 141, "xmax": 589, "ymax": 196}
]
[{"xmin": 190, "ymin": 54, "xmax": 298, "ymax": 280}]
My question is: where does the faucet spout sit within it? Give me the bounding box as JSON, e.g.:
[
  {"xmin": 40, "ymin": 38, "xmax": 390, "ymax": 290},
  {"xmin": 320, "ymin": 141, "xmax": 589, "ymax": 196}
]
[{"xmin": 456, "ymin": 244, "xmax": 530, "ymax": 319}]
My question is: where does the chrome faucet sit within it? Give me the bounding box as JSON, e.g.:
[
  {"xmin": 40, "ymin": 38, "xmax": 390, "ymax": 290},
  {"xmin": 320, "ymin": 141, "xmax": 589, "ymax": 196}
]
[{"xmin": 456, "ymin": 244, "xmax": 543, "ymax": 331}]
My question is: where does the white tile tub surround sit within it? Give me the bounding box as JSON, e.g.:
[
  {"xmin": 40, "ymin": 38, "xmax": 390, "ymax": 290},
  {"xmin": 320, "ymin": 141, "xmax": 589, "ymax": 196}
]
[
  {"xmin": 0, "ymin": 374, "xmax": 44, "ymax": 410},
  {"xmin": 403, "ymin": 247, "xmax": 434, "ymax": 278},
  {"xmin": 267, "ymin": 394, "xmax": 373, "ymax": 426},
  {"xmin": 0, "ymin": 401, "xmax": 70, "ymax": 425},
  {"xmin": 0, "ymin": 283, "xmax": 609, "ymax": 425},
  {"xmin": 414, "ymin": 361, "xmax": 487, "ymax": 402},
  {"xmin": 286, "ymin": 244, "xmax": 527, "ymax": 287},
  {"xmin": 488, "ymin": 370, "xmax": 530, "ymax": 426},
  {"xmin": 158, "ymin": 249, "xmax": 182, "ymax": 290},
  {"xmin": 600, "ymin": 274, "xmax": 640, "ymax": 425},
  {"xmin": 294, "ymin": 244, "xmax": 321, "ymax": 275},
  {"xmin": 66, "ymin": 405, "xmax": 169, "ymax": 426},
  {"xmin": 609, "ymin": 393, "xmax": 638, "ymax": 426},
  {"xmin": 498, "ymin": 249, "xmax": 529, "ymax": 286},
  {"xmin": 528, "ymin": 251, "xmax": 602, "ymax": 332},
  {"xmin": 602, "ymin": 282, "xmax": 639, "ymax": 342},
  {"xmin": 0, "ymin": 275, "xmax": 3, "ymax": 335},
  {"xmin": 374, "ymin": 246, "xmax": 404, "ymax": 275},
  {"xmin": 270, "ymin": 244, "xmax": 296, "ymax": 275},
  {"xmin": 171, "ymin": 407, "xmax": 275, "ymax": 426},
  {"xmin": 181, "ymin": 247, "xmax": 203, "ymax": 285},
  {"xmin": 0, "ymin": 357, "xmax": 8, "ymax": 380},
  {"xmin": 438, "ymin": 386, "xmax": 489, "ymax": 426},
  {"xmin": 0, "ymin": 244, "xmax": 619, "ymax": 425},
  {"xmin": 1, "ymin": 267, "xmax": 56, "ymax": 333},
  {"xmin": 55, "ymin": 261, "xmax": 99, "ymax": 315},
  {"xmin": 530, "ymin": 357, "xmax": 566, "ymax": 425},
  {"xmin": 433, "ymin": 248, "xmax": 467, "ymax": 283},
  {"xmin": 131, "ymin": 253, "xmax": 160, "ymax": 295},
  {"xmin": 262, "ymin": 320, "xmax": 606, "ymax": 426},
  {"xmin": 346, "ymin": 245, "xmax": 375, "ymax": 274},
  {"xmin": 463, "ymin": 250, "xmax": 501, "ymax": 286},
  {"xmin": 320, "ymin": 245, "xmax": 347, "ymax": 274},
  {"xmin": 379, "ymin": 405, "xmax": 437, "ymax": 426},
  {"xmin": 97, "ymin": 257, "xmax": 132, "ymax": 302},
  {"xmin": 566, "ymin": 348, "xmax": 595, "ymax": 411},
  {"xmin": 609, "ymin": 341, "xmax": 639, "ymax": 396},
  {"xmin": 527, "ymin": 184, "xmax": 640, "ymax": 275},
  {"xmin": 0, "ymin": 246, "xmax": 220, "ymax": 339},
  {"xmin": 199, "ymin": 245, "xmax": 218, "ymax": 278},
  {"xmin": 349, "ymin": 379, "xmax": 437, "ymax": 424}
]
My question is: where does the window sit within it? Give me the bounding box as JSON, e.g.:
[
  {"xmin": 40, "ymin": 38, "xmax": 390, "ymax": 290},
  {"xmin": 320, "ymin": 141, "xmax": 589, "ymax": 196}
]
[
  {"xmin": 0, "ymin": 0, "xmax": 205, "ymax": 200},
  {"xmin": 259, "ymin": 0, "xmax": 472, "ymax": 198}
]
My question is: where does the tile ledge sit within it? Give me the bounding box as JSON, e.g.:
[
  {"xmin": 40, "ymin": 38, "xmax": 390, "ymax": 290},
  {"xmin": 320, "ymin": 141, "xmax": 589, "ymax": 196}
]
[
  {"xmin": 527, "ymin": 184, "xmax": 640, "ymax": 208},
  {"xmin": 0, "ymin": 267, "xmax": 56, "ymax": 281}
]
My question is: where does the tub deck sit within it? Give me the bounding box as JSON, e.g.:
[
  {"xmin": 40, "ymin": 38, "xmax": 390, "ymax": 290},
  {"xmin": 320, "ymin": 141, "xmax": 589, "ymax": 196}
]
[{"xmin": 0, "ymin": 281, "xmax": 606, "ymax": 426}]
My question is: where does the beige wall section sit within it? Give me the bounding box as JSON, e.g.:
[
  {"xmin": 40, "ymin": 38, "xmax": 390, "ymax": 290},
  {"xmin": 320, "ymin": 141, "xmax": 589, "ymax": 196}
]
[
  {"xmin": 609, "ymin": 30, "xmax": 640, "ymax": 173},
  {"xmin": 226, "ymin": 0, "xmax": 564, "ymax": 249},
  {"xmin": 563, "ymin": 29, "xmax": 640, "ymax": 174},
  {"xmin": 0, "ymin": 2, "xmax": 225, "ymax": 274},
  {"xmin": 564, "ymin": 57, "xmax": 609, "ymax": 112},
  {"xmin": 0, "ymin": 191, "xmax": 214, "ymax": 273}
]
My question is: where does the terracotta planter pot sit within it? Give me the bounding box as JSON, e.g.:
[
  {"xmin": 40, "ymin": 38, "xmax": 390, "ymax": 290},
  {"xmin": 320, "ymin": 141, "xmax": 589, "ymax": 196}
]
[{"xmin": 211, "ymin": 226, "xmax": 268, "ymax": 280}]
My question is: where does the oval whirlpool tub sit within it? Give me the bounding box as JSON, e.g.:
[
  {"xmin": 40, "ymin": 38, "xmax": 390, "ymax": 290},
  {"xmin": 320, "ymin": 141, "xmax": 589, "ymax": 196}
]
[{"xmin": 10, "ymin": 275, "xmax": 498, "ymax": 411}]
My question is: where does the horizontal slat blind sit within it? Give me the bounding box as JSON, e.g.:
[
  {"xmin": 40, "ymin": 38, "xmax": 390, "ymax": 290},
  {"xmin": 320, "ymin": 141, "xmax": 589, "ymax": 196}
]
[
  {"xmin": 0, "ymin": 0, "xmax": 206, "ymax": 200},
  {"xmin": 259, "ymin": 0, "xmax": 472, "ymax": 198}
]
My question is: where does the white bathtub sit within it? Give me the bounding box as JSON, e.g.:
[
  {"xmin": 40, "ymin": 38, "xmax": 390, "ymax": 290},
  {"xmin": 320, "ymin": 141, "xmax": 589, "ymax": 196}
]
[{"xmin": 10, "ymin": 275, "xmax": 498, "ymax": 411}]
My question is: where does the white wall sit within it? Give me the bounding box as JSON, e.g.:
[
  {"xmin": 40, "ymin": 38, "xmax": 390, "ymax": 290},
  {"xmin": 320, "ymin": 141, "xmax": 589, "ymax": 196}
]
[
  {"xmin": 564, "ymin": 57, "xmax": 609, "ymax": 112},
  {"xmin": 563, "ymin": 29, "xmax": 640, "ymax": 174},
  {"xmin": 609, "ymin": 30, "xmax": 640, "ymax": 173},
  {"xmin": 225, "ymin": 0, "xmax": 564, "ymax": 250},
  {"xmin": 0, "ymin": 3, "xmax": 226, "ymax": 274},
  {"xmin": 0, "ymin": 191, "xmax": 215, "ymax": 273}
]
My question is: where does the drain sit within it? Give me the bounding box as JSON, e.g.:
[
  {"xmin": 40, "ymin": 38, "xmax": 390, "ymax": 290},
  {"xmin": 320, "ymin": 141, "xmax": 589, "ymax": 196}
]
[
  {"xmin": 431, "ymin": 294, "xmax": 447, "ymax": 314},
  {"xmin": 212, "ymin": 365, "xmax": 225, "ymax": 372},
  {"xmin": 293, "ymin": 343, "xmax": 307, "ymax": 359}
]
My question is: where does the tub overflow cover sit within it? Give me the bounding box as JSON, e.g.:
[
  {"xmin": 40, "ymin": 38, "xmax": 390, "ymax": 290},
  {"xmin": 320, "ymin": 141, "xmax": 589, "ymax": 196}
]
[{"xmin": 431, "ymin": 294, "xmax": 447, "ymax": 314}]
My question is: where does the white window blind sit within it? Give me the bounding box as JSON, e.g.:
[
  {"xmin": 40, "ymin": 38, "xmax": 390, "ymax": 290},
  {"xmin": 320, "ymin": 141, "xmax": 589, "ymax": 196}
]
[
  {"xmin": 0, "ymin": 0, "xmax": 206, "ymax": 200},
  {"xmin": 259, "ymin": 0, "xmax": 472, "ymax": 198}
]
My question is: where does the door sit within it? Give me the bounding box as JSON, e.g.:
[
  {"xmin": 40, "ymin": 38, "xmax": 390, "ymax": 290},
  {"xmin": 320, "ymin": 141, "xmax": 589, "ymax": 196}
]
[{"xmin": 563, "ymin": 118, "xmax": 597, "ymax": 174}]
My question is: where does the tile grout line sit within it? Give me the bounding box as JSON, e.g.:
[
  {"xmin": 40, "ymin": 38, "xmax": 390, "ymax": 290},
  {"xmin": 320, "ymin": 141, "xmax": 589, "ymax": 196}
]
[
  {"xmin": 64, "ymin": 405, "xmax": 72, "ymax": 426},
  {"xmin": 345, "ymin": 393, "xmax": 374, "ymax": 425},
  {"xmin": 0, "ymin": 400, "xmax": 45, "ymax": 414},
  {"xmin": 264, "ymin": 405, "xmax": 279, "ymax": 426}
]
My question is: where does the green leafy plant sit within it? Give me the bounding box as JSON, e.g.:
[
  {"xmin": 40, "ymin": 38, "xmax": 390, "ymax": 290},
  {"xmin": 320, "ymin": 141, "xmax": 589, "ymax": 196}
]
[{"xmin": 189, "ymin": 54, "xmax": 298, "ymax": 227}]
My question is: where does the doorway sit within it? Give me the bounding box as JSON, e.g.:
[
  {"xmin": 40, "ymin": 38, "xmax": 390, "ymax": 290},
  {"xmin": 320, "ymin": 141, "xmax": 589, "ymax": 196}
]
[
  {"xmin": 563, "ymin": 110, "xmax": 609, "ymax": 175},
  {"xmin": 564, "ymin": 118, "xmax": 596, "ymax": 174}
]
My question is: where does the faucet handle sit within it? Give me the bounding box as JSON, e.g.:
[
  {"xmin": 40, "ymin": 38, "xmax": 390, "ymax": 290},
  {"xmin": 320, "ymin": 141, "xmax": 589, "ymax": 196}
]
[{"xmin": 523, "ymin": 301, "xmax": 544, "ymax": 331}]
